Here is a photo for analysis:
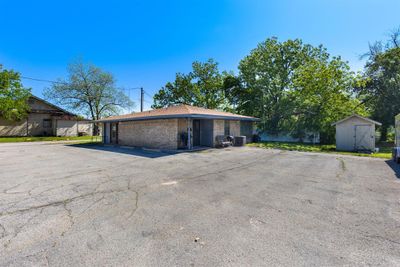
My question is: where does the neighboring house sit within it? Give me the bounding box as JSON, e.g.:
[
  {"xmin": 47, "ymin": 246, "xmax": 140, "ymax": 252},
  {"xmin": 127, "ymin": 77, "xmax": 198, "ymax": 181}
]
[
  {"xmin": 97, "ymin": 105, "xmax": 259, "ymax": 150},
  {"xmin": 260, "ymin": 132, "xmax": 320, "ymax": 144},
  {"xmin": 331, "ymin": 114, "xmax": 381, "ymax": 152},
  {"xmin": 0, "ymin": 95, "xmax": 93, "ymax": 137}
]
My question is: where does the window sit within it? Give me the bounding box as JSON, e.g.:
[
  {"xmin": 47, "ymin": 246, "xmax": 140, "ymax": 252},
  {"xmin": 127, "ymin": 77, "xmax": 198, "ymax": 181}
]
[
  {"xmin": 224, "ymin": 120, "xmax": 230, "ymax": 136},
  {"xmin": 43, "ymin": 119, "xmax": 52, "ymax": 128}
]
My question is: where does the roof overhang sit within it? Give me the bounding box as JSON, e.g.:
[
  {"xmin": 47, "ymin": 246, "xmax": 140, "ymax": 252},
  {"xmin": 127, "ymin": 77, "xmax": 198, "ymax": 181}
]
[
  {"xmin": 96, "ymin": 114, "xmax": 260, "ymax": 123},
  {"xmin": 331, "ymin": 114, "xmax": 382, "ymax": 126}
]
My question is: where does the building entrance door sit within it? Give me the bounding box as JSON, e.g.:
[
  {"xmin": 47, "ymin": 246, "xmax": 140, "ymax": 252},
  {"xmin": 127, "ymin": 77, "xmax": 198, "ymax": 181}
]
[
  {"xmin": 193, "ymin": 120, "xmax": 200, "ymax": 147},
  {"xmin": 110, "ymin": 122, "xmax": 118, "ymax": 144}
]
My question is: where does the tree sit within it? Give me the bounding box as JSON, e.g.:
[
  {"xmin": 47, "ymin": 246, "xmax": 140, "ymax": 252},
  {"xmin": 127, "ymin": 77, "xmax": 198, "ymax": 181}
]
[
  {"xmin": 357, "ymin": 29, "xmax": 400, "ymax": 141},
  {"xmin": 291, "ymin": 57, "xmax": 367, "ymax": 143},
  {"xmin": 152, "ymin": 59, "xmax": 230, "ymax": 110},
  {"xmin": 236, "ymin": 38, "xmax": 325, "ymax": 133},
  {"xmin": 231, "ymin": 38, "xmax": 365, "ymax": 143},
  {"xmin": 0, "ymin": 65, "xmax": 31, "ymax": 120},
  {"xmin": 44, "ymin": 60, "xmax": 133, "ymax": 134}
]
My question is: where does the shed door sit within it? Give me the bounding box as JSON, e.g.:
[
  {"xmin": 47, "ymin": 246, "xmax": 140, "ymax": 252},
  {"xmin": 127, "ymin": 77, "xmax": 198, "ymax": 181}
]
[{"xmin": 355, "ymin": 125, "xmax": 373, "ymax": 151}]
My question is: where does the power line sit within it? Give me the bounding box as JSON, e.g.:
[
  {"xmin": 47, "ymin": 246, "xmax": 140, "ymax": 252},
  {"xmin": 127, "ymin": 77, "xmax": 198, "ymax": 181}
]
[
  {"xmin": 22, "ymin": 76, "xmax": 144, "ymax": 92},
  {"xmin": 143, "ymin": 90, "xmax": 153, "ymax": 98},
  {"xmin": 21, "ymin": 75, "xmax": 154, "ymax": 110},
  {"xmin": 123, "ymin": 87, "xmax": 142, "ymax": 91},
  {"xmin": 21, "ymin": 76, "xmax": 67, "ymax": 84}
]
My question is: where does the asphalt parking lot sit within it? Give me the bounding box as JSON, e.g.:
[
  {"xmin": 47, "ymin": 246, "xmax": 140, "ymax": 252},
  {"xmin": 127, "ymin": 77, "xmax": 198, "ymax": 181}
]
[{"xmin": 0, "ymin": 142, "xmax": 399, "ymax": 266}]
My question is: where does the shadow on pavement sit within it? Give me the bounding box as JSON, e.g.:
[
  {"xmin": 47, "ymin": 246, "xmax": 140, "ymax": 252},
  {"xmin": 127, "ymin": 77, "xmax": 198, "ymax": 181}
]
[
  {"xmin": 68, "ymin": 143, "xmax": 177, "ymax": 158},
  {"xmin": 385, "ymin": 159, "xmax": 400, "ymax": 179}
]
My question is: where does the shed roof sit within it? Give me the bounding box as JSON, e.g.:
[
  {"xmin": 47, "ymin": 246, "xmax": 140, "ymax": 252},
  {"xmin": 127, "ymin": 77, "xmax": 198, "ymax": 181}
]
[
  {"xmin": 97, "ymin": 105, "xmax": 259, "ymax": 122},
  {"xmin": 331, "ymin": 114, "xmax": 382, "ymax": 126}
]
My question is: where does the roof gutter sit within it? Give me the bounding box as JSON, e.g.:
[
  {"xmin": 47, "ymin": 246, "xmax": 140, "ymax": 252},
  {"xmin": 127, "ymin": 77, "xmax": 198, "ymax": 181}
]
[{"xmin": 96, "ymin": 114, "xmax": 260, "ymax": 123}]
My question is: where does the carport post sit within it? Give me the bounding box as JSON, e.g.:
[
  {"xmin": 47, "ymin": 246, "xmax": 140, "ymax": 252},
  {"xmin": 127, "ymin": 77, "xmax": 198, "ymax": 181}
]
[{"xmin": 187, "ymin": 118, "xmax": 191, "ymax": 150}]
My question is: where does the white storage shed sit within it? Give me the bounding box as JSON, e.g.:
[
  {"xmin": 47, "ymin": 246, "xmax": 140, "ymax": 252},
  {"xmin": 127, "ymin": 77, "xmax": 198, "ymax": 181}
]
[{"xmin": 331, "ymin": 114, "xmax": 381, "ymax": 152}]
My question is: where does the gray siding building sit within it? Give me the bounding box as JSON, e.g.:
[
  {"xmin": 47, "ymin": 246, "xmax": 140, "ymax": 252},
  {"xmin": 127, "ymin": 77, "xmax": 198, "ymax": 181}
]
[{"xmin": 332, "ymin": 114, "xmax": 381, "ymax": 152}]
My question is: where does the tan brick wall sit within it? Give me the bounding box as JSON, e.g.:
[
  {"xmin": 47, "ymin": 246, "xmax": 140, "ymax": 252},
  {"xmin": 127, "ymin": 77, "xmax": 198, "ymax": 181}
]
[
  {"xmin": 118, "ymin": 119, "xmax": 178, "ymax": 150},
  {"xmin": 213, "ymin": 120, "xmax": 225, "ymax": 147},
  {"xmin": 177, "ymin": 118, "xmax": 189, "ymax": 149},
  {"xmin": 229, "ymin": 120, "xmax": 241, "ymax": 137}
]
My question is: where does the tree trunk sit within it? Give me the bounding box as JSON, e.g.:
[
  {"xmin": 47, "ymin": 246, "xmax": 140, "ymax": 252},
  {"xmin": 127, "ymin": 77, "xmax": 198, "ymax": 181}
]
[{"xmin": 93, "ymin": 123, "xmax": 99, "ymax": 136}]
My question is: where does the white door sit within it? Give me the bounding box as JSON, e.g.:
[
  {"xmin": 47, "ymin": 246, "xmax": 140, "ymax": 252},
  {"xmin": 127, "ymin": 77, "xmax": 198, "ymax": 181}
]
[
  {"xmin": 355, "ymin": 125, "xmax": 373, "ymax": 151},
  {"xmin": 104, "ymin": 123, "xmax": 111, "ymax": 144}
]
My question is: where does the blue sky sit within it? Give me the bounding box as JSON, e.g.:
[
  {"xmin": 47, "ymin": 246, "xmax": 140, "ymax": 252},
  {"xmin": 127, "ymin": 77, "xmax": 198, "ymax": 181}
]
[{"xmin": 1, "ymin": 0, "xmax": 400, "ymax": 112}]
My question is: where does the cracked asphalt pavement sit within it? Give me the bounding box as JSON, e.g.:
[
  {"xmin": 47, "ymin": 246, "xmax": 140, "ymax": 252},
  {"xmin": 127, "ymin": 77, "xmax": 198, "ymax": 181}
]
[{"xmin": 0, "ymin": 142, "xmax": 400, "ymax": 266}]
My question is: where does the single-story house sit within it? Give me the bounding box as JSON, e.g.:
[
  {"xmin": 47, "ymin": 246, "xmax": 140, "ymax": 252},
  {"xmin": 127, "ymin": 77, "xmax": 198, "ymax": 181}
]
[
  {"xmin": 331, "ymin": 114, "xmax": 381, "ymax": 152},
  {"xmin": 0, "ymin": 95, "xmax": 93, "ymax": 137},
  {"xmin": 97, "ymin": 105, "xmax": 259, "ymax": 150}
]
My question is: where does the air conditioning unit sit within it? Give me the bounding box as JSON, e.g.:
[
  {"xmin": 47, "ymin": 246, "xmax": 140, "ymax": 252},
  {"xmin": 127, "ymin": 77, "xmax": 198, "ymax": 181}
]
[{"xmin": 234, "ymin": 136, "xmax": 246, "ymax": 146}]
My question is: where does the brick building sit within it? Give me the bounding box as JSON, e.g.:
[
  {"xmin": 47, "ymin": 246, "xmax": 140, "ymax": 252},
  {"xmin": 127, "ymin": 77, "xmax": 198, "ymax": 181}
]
[{"xmin": 98, "ymin": 105, "xmax": 259, "ymax": 150}]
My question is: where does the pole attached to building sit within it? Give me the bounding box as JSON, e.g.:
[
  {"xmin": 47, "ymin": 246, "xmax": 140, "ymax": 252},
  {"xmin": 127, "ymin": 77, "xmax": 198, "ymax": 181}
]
[
  {"xmin": 140, "ymin": 87, "xmax": 144, "ymax": 112},
  {"xmin": 187, "ymin": 118, "xmax": 191, "ymax": 150}
]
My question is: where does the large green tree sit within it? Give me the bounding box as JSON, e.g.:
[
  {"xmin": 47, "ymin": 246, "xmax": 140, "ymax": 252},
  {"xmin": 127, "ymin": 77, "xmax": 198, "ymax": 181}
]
[
  {"xmin": 0, "ymin": 65, "xmax": 31, "ymax": 120},
  {"xmin": 152, "ymin": 59, "xmax": 230, "ymax": 110},
  {"xmin": 228, "ymin": 38, "xmax": 365, "ymax": 143},
  {"xmin": 234, "ymin": 38, "xmax": 323, "ymax": 133},
  {"xmin": 291, "ymin": 57, "xmax": 366, "ymax": 143},
  {"xmin": 357, "ymin": 30, "xmax": 400, "ymax": 140}
]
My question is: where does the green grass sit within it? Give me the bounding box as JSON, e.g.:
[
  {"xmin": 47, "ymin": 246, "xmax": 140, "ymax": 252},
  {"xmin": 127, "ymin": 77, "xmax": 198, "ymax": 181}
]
[
  {"xmin": 0, "ymin": 135, "xmax": 102, "ymax": 143},
  {"xmin": 247, "ymin": 141, "xmax": 392, "ymax": 159}
]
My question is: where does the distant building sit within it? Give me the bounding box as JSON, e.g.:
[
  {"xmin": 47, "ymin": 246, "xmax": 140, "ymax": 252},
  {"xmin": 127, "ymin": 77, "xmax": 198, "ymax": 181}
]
[
  {"xmin": 260, "ymin": 132, "xmax": 320, "ymax": 144},
  {"xmin": 97, "ymin": 105, "xmax": 259, "ymax": 150},
  {"xmin": 331, "ymin": 114, "xmax": 381, "ymax": 152},
  {"xmin": 0, "ymin": 95, "xmax": 92, "ymax": 137}
]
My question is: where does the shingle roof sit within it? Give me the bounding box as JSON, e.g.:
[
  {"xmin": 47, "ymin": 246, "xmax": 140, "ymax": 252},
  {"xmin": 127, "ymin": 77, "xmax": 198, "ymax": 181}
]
[
  {"xmin": 97, "ymin": 105, "xmax": 259, "ymax": 122},
  {"xmin": 331, "ymin": 114, "xmax": 382, "ymax": 126}
]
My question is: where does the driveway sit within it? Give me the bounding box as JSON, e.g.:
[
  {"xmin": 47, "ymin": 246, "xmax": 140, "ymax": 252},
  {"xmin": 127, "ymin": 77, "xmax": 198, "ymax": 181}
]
[{"xmin": 0, "ymin": 142, "xmax": 399, "ymax": 266}]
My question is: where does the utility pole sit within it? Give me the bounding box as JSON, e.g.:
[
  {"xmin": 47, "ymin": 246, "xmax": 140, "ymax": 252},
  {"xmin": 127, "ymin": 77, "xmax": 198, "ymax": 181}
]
[{"xmin": 140, "ymin": 87, "xmax": 144, "ymax": 112}]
